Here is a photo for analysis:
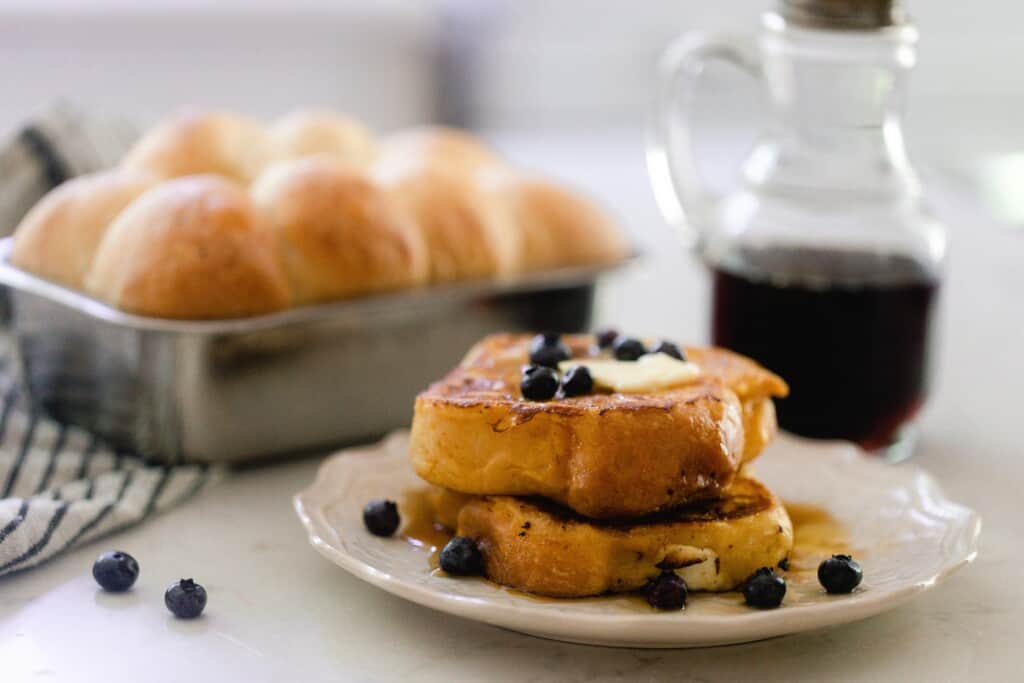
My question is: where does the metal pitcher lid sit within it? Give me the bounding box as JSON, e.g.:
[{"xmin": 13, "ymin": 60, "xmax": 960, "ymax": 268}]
[{"xmin": 779, "ymin": 0, "xmax": 907, "ymax": 30}]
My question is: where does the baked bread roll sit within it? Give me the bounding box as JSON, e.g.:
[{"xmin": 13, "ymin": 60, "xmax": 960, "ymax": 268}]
[
  {"xmin": 251, "ymin": 158, "xmax": 428, "ymax": 304},
  {"xmin": 269, "ymin": 110, "xmax": 376, "ymax": 168},
  {"xmin": 376, "ymin": 163, "xmax": 520, "ymax": 282},
  {"xmin": 85, "ymin": 175, "xmax": 291, "ymax": 319},
  {"xmin": 122, "ymin": 110, "xmax": 269, "ymax": 184},
  {"xmin": 488, "ymin": 174, "xmax": 629, "ymax": 271},
  {"xmin": 376, "ymin": 126, "xmax": 501, "ymax": 178},
  {"xmin": 11, "ymin": 108, "xmax": 629, "ymax": 320},
  {"xmin": 11, "ymin": 170, "xmax": 155, "ymax": 289}
]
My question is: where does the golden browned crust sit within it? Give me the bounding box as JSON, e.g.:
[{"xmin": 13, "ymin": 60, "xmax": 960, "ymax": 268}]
[
  {"xmin": 442, "ymin": 476, "xmax": 793, "ymax": 597},
  {"xmin": 11, "ymin": 170, "xmax": 155, "ymax": 289},
  {"xmin": 84, "ymin": 175, "xmax": 290, "ymax": 318},
  {"xmin": 122, "ymin": 110, "xmax": 269, "ymax": 184},
  {"xmin": 376, "ymin": 126, "xmax": 502, "ymax": 177},
  {"xmin": 250, "ymin": 159, "xmax": 428, "ymax": 304},
  {"xmin": 410, "ymin": 334, "xmax": 788, "ymax": 519},
  {"xmin": 378, "ymin": 164, "xmax": 520, "ymax": 282},
  {"xmin": 268, "ymin": 109, "xmax": 376, "ymax": 168},
  {"xmin": 485, "ymin": 174, "xmax": 630, "ymax": 271}
]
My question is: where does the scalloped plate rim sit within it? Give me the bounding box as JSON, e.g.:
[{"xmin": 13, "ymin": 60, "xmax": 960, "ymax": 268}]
[{"xmin": 293, "ymin": 430, "xmax": 981, "ymax": 648}]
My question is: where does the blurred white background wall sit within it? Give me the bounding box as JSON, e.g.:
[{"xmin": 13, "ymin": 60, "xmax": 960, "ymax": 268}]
[
  {"xmin": 450, "ymin": 1, "xmax": 1023, "ymax": 126},
  {"xmin": 2, "ymin": 0, "xmax": 1021, "ymax": 137},
  {"xmin": 1, "ymin": 0, "xmax": 1021, "ymax": 181},
  {"xmin": 0, "ymin": 0, "xmax": 440, "ymax": 136}
]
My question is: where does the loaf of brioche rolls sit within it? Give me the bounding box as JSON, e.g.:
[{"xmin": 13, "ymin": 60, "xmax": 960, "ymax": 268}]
[{"xmin": 11, "ymin": 109, "xmax": 628, "ymax": 319}]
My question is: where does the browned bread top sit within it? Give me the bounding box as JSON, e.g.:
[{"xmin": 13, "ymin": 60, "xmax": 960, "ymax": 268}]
[
  {"xmin": 410, "ymin": 333, "xmax": 788, "ymax": 519},
  {"xmin": 483, "ymin": 173, "xmax": 629, "ymax": 272},
  {"xmin": 84, "ymin": 175, "xmax": 291, "ymax": 319},
  {"xmin": 251, "ymin": 158, "xmax": 428, "ymax": 304},
  {"xmin": 11, "ymin": 169, "xmax": 155, "ymax": 289},
  {"xmin": 268, "ymin": 109, "xmax": 376, "ymax": 169},
  {"xmin": 122, "ymin": 110, "xmax": 269, "ymax": 184},
  {"xmin": 376, "ymin": 163, "xmax": 520, "ymax": 282}
]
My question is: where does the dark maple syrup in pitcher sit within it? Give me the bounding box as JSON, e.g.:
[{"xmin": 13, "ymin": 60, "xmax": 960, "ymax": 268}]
[{"xmin": 711, "ymin": 247, "xmax": 940, "ymax": 451}]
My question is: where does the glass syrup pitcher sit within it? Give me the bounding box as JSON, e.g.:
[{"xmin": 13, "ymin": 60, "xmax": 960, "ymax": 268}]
[{"xmin": 648, "ymin": 0, "xmax": 946, "ymax": 460}]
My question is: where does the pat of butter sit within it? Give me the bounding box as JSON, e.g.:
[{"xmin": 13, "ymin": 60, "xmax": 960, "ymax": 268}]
[{"xmin": 559, "ymin": 353, "xmax": 701, "ymax": 393}]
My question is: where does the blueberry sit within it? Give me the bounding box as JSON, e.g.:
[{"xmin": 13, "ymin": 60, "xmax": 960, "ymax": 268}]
[
  {"xmin": 528, "ymin": 333, "xmax": 571, "ymax": 369},
  {"xmin": 651, "ymin": 340, "xmax": 686, "ymax": 361},
  {"xmin": 560, "ymin": 365, "xmax": 593, "ymax": 397},
  {"xmin": 363, "ymin": 500, "xmax": 401, "ymax": 537},
  {"xmin": 165, "ymin": 578, "xmax": 207, "ymax": 619},
  {"xmin": 817, "ymin": 554, "xmax": 863, "ymax": 594},
  {"xmin": 742, "ymin": 567, "xmax": 786, "ymax": 609},
  {"xmin": 612, "ymin": 337, "xmax": 646, "ymax": 361},
  {"xmin": 595, "ymin": 328, "xmax": 619, "ymax": 349},
  {"xmin": 520, "ymin": 365, "xmax": 559, "ymax": 401},
  {"xmin": 439, "ymin": 536, "xmax": 483, "ymax": 576},
  {"xmin": 91, "ymin": 550, "xmax": 139, "ymax": 592},
  {"xmin": 645, "ymin": 572, "xmax": 688, "ymax": 611}
]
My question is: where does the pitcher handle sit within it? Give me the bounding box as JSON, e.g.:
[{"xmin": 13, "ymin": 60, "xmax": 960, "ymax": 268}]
[{"xmin": 647, "ymin": 32, "xmax": 761, "ymax": 246}]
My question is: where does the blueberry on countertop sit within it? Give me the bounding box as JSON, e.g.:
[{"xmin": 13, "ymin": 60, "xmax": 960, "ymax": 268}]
[
  {"xmin": 363, "ymin": 500, "xmax": 401, "ymax": 537},
  {"xmin": 528, "ymin": 333, "xmax": 571, "ymax": 369},
  {"xmin": 651, "ymin": 340, "xmax": 685, "ymax": 361},
  {"xmin": 595, "ymin": 328, "xmax": 619, "ymax": 349},
  {"xmin": 645, "ymin": 572, "xmax": 688, "ymax": 611},
  {"xmin": 439, "ymin": 536, "xmax": 484, "ymax": 576},
  {"xmin": 92, "ymin": 550, "xmax": 139, "ymax": 592},
  {"xmin": 612, "ymin": 336, "xmax": 646, "ymax": 361},
  {"xmin": 817, "ymin": 554, "xmax": 863, "ymax": 594},
  {"xmin": 165, "ymin": 578, "xmax": 207, "ymax": 619},
  {"xmin": 521, "ymin": 365, "xmax": 559, "ymax": 401},
  {"xmin": 560, "ymin": 365, "xmax": 593, "ymax": 397},
  {"xmin": 742, "ymin": 567, "xmax": 786, "ymax": 609}
]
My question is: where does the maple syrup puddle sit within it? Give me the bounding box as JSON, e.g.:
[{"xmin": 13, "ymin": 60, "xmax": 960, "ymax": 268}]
[
  {"xmin": 398, "ymin": 487, "xmax": 854, "ymax": 607},
  {"xmin": 780, "ymin": 501, "xmax": 855, "ymax": 605},
  {"xmin": 400, "ymin": 488, "xmax": 452, "ymax": 569}
]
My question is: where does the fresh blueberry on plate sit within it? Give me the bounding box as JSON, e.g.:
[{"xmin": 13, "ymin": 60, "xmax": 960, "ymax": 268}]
[
  {"xmin": 363, "ymin": 500, "xmax": 401, "ymax": 537},
  {"xmin": 439, "ymin": 536, "xmax": 484, "ymax": 576},
  {"xmin": 612, "ymin": 337, "xmax": 646, "ymax": 361},
  {"xmin": 645, "ymin": 572, "xmax": 688, "ymax": 611},
  {"xmin": 92, "ymin": 550, "xmax": 140, "ymax": 592},
  {"xmin": 521, "ymin": 365, "xmax": 559, "ymax": 401},
  {"xmin": 818, "ymin": 554, "xmax": 863, "ymax": 594},
  {"xmin": 528, "ymin": 333, "xmax": 571, "ymax": 369},
  {"xmin": 560, "ymin": 365, "xmax": 593, "ymax": 397},
  {"xmin": 742, "ymin": 567, "xmax": 786, "ymax": 609},
  {"xmin": 595, "ymin": 328, "xmax": 619, "ymax": 349},
  {"xmin": 651, "ymin": 340, "xmax": 685, "ymax": 361},
  {"xmin": 165, "ymin": 578, "xmax": 207, "ymax": 619}
]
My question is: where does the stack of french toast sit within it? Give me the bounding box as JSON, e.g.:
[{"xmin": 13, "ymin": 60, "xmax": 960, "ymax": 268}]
[{"xmin": 408, "ymin": 331, "xmax": 794, "ymax": 600}]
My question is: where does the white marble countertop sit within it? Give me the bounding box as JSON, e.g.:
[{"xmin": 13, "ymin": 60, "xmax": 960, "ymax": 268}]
[{"xmin": 1, "ymin": 131, "xmax": 1020, "ymax": 682}]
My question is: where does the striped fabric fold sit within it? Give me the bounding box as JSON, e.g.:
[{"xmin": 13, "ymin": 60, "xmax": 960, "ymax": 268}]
[
  {"xmin": 0, "ymin": 375, "xmax": 221, "ymax": 577},
  {"xmin": 0, "ymin": 106, "xmax": 217, "ymax": 576}
]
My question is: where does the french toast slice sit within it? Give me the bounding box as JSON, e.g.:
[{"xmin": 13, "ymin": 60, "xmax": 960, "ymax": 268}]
[
  {"xmin": 411, "ymin": 333, "xmax": 787, "ymax": 519},
  {"xmin": 428, "ymin": 476, "xmax": 793, "ymax": 598}
]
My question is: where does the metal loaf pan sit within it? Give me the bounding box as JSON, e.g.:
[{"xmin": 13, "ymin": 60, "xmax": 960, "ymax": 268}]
[{"xmin": 0, "ymin": 238, "xmax": 629, "ymax": 464}]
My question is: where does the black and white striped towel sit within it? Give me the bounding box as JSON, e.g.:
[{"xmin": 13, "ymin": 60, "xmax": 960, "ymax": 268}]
[
  {"xmin": 0, "ymin": 106, "xmax": 220, "ymax": 577},
  {"xmin": 0, "ymin": 360, "xmax": 220, "ymax": 577}
]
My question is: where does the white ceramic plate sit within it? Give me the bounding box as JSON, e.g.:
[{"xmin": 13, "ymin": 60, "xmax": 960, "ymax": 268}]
[{"xmin": 294, "ymin": 431, "xmax": 980, "ymax": 648}]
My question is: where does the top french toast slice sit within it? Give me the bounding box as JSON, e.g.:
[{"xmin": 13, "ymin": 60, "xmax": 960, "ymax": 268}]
[{"xmin": 410, "ymin": 333, "xmax": 788, "ymax": 519}]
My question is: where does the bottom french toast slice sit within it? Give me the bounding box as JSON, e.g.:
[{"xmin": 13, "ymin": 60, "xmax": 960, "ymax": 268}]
[{"xmin": 429, "ymin": 477, "xmax": 793, "ymax": 598}]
